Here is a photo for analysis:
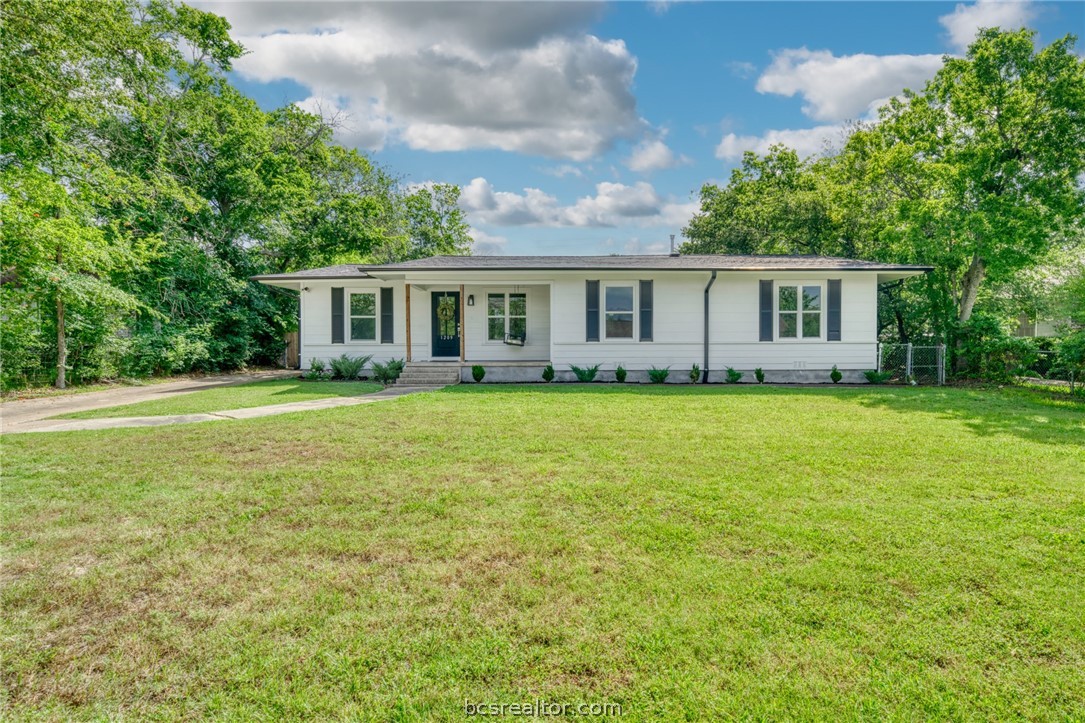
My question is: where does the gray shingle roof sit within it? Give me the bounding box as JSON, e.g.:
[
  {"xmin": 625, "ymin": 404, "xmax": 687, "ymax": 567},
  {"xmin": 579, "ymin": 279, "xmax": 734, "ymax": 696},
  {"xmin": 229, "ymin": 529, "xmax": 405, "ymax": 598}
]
[{"xmin": 252, "ymin": 254, "xmax": 931, "ymax": 280}]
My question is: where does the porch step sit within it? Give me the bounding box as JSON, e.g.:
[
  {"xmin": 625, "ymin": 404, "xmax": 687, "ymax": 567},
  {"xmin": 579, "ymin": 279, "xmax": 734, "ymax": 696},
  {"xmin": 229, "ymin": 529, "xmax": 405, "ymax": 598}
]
[{"xmin": 396, "ymin": 363, "xmax": 460, "ymax": 387}]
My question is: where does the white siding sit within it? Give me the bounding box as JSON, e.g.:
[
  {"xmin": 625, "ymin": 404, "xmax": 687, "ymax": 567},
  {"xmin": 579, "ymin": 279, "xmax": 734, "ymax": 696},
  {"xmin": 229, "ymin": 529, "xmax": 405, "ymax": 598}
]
[
  {"xmin": 297, "ymin": 270, "xmax": 882, "ymax": 371},
  {"xmin": 300, "ymin": 280, "xmax": 407, "ymax": 369}
]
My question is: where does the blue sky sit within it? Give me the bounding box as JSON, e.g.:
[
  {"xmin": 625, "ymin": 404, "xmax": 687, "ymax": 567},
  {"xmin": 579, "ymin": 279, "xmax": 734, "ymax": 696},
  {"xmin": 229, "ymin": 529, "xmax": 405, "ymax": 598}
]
[{"xmin": 209, "ymin": 1, "xmax": 1083, "ymax": 256}]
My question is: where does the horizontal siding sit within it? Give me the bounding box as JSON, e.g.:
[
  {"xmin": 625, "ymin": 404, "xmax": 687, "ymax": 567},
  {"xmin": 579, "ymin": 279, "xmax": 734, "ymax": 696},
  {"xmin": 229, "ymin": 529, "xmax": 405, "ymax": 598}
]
[{"xmin": 300, "ymin": 281, "xmax": 407, "ymax": 369}]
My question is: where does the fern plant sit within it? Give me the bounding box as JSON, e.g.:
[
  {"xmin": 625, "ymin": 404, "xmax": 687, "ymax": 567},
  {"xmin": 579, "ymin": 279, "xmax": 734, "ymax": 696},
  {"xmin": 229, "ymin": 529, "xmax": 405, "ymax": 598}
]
[
  {"xmin": 570, "ymin": 364, "xmax": 600, "ymax": 382},
  {"xmin": 372, "ymin": 358, "xmax": 405, "ymax": 384},
  {"xmin": 329, "ymin": 353, "xmax": 372, "ymax": 380},
  {"xmin": 689, "ymin": 363, "xmax": 700, "ymax": 383},
  {"xmin": 754, "ymin": 367, "xmax": 765, "ymax": 384},
  {"xmin": 614, "ymin": 364, "xmax": 627, "ymax": 383},
  {"xmin": 863, "ymin": 369, "xmax": 893, "ymax": 384},
  {"xmin": 542, "ymin": 364, "xmax": 555, "ymax": 382},
  {"xmin": 647, "ymin": 366, "xmax": 670, "ymax": 384},
  {"xmin": 725, "ymin": 367, "xmax": 743, "ymax": 384}
]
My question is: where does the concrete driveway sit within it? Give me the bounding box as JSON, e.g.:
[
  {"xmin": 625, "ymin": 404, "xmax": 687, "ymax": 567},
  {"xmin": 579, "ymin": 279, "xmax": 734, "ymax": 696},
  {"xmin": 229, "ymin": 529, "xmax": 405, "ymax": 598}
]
[{"xmin": 1, "ymin": 371, "xmax": 296, "ymax": 433}]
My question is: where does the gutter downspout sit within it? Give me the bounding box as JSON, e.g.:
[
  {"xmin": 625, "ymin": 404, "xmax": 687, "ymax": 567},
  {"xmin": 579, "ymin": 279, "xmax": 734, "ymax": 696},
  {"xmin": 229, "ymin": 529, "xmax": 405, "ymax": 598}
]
[{"xmin": 703, "ymin": 270, "xmax": 717, "ymax": 383}]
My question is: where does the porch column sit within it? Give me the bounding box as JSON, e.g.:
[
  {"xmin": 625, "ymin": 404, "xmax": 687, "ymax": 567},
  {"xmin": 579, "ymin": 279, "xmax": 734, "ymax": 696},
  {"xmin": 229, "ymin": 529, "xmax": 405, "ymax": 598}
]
[
  {"xmin": 405, "ymin": 283, "xmax": 412, "ymax": 362},
  {"xmin": 459, "ymin": 283, "xmax": 466, "ymax": 362}
]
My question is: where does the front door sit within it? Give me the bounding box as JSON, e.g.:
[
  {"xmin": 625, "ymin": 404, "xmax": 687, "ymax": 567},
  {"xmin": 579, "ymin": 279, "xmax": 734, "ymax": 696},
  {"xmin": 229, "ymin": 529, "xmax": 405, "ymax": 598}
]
[{"xmin": 431, "ymin": 291, "xmax": 461, "ymax": 358}]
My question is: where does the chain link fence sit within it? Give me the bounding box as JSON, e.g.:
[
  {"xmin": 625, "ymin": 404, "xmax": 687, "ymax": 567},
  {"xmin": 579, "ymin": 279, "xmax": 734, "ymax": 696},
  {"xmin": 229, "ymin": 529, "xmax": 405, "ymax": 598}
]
[{"xmin": 877, "ymin": 344, "xmax": 946, "ymax": 385}]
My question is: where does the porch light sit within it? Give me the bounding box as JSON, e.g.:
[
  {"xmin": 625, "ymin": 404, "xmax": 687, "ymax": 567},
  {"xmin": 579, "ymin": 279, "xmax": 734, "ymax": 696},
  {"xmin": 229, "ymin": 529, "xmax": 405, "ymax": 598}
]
[{"xmin": 467, "ymin": 294, "xmax": 475, "ymax": 306}]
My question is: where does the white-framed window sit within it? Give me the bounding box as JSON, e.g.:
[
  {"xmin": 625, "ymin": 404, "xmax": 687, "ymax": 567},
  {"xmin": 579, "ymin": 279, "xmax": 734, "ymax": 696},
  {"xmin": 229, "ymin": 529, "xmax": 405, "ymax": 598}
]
[
  {"xmin": 778, "ymin": 284, "xmax": 822, "ymax": 339},
  {"xmin": 349, "ymin": 291, "xmax": 377, "ymax": 341},
  {"xmin": 604, "ymin": 284, "xmax": 634, "ymax": 339},
  {"xmin": 487, "ymin": 292, "xmax": 527, "ymax": 341}
]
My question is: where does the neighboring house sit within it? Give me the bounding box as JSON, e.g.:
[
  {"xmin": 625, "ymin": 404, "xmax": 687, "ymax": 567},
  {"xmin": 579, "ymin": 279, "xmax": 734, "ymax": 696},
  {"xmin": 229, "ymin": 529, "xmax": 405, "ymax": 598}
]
[
  {"xmin": 254, "ymin": 254, "xmax": 929, "ymax": 383},
  {"xmin": 1014, "ymin": 313, "xmax": 1062, "ymax": 338}
]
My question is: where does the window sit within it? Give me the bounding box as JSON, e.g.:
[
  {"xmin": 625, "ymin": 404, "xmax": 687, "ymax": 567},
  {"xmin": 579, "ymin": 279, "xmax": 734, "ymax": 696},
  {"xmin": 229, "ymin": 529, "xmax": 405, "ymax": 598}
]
[
  {"xmin": 778, "ymin": 284, "xmax": 821, "ymax": 339},
  {"xmin": 349, "ymin": 292, "xmax": 377, "ymax": 341},
  {"xmin": 487, "ymin": 293, "xmax": 527, "ymax": 341},
  {"xmin": 605, "ymin": 285, "xmax": 634, "ymax": 339}
]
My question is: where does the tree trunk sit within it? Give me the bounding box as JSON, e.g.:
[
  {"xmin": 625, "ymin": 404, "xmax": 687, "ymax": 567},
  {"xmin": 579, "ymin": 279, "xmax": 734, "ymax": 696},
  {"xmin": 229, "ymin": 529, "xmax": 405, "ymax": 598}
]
[
  {"xmin": 56, "ymin": 292, "xmax": 66, "ymax": 389},
  {"xmin": 957, "ymin": 253, "xmax": 986, "ymax": 323},
  {"xmin": 954, "ymin": 253, "xmax": 987, "ymax": 373}
]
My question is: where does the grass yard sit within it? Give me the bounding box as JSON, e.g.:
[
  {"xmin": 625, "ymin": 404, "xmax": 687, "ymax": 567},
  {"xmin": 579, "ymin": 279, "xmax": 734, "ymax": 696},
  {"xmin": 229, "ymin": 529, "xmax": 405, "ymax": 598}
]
[
  {"xmin": 3, "ymin": 385, "xmax": 1083, "ymax": 720},
  {"xmin": 55, "ymin": 378, "xmax": 383, "ymax": 419}
]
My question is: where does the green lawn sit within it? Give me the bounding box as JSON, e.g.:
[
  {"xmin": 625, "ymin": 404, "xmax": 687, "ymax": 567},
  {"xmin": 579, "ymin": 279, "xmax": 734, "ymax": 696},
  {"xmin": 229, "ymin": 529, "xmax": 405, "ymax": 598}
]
[
  {"xmin": 4, "ymin": 386, "xmax": 1083, "ymax": 720},
  {"xmin": 55, "ymin": 378, "xmax": 383, "ymax": 419}
]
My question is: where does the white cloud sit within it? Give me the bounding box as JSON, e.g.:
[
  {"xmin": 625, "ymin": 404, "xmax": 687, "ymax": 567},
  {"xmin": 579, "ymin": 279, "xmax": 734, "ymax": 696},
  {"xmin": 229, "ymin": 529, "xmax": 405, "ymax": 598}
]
[
  {"xmin": 716, "ymin": 124, "xmax": 847, "ymax": 161},
  {"xmin": 200, "ymin": 2, "xmax": 642, "ymax": 159},
  {"xmin": 539, "ymin": 164, "xmax": 585, "ymax": 179},
  {"xmin": 468, "ymin": 229, "xmax": 508, "ymax": 256},
  {"xmin": 459, "ymin": 177, "xmax": 694, "ymax": 229},
  {"xmin": 727, "ymin": 61, "xmax": 757, "ymax": 79},
  {"xmin": 624, "ymin": 135, "xmax": 691, "ymax": 173},
  {"xmin": 940, "ymin": 0, "xmax": 1036, "ymax": 52},
  {"xmin": 756, "ymin": 48, "xmax": 944, "ymax": 122}
]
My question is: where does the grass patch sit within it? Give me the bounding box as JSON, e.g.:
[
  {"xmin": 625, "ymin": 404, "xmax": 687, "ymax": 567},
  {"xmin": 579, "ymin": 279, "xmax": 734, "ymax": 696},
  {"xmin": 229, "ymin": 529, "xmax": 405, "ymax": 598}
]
[
  {"xmin": 4, "ymin": 386, "xmax": 1083, "ymax": 719},
  {"xmin": 55, "ymin": 378, "xmax": 383, "ymax": 419}
]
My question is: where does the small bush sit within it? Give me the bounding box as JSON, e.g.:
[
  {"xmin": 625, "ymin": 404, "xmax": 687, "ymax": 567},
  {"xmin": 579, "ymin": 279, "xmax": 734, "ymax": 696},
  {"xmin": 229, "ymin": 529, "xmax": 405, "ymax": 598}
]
[
  {"xmin": 371, "ymin": 358, "xmax": 405, "ymax": 385},
  {"xmin": 647, "ymin": 366, "xmax": 670, "ymax": 384},
  {"xmin": 330, "ymin": 353, "xmax": 372, "ymax": 380},
  {"xmin": 542, "ymin": 364, "xmax": 555, "ymax": 383},
  {"xmin": 309, "ymin": 358, "xmax": 326, "ymax": 373},
  {"xmin": 471, "ymin": 365, "xmax": 486, "ymax": 383},
  {"xmin": 754, "ymin": 367, "xmax": 765, "ymax": 384},
  {"xmin": 570, "ymin": 364, "xmax": 600, "ymax": 383},
  {"xmin": 614, "ymin": 364, "xmax": 627, "ymax": 383},
  {"xmin": 303, "ymin": 369, "xmax": 325, "ymax": 381},
  {"xmin": 690, "ymin": 363, "xmax": 700, "ymax": 384},
  {"xmin": 725, "ymin": 367, "xmax": 743, "ymax": 384},
  {"xmin": 956, "ymin": 313, "xmax": 1038, "ymax": 381},
  {"xmin": 864, "ymin": 369, "xmax": 893, "ymax": 384},
  {"xmin": 830, "ymin": 365, "xmax": 843, "ymax": 384}
]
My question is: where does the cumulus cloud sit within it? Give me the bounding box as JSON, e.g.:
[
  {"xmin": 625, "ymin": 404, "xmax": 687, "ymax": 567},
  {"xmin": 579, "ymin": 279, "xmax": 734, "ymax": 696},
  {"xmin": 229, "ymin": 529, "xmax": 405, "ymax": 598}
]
[
  {"xmin": 716, "ymin": 124, "xmax": 847, "ymax": 161},
  {"xmin": 468, "ymin": 228, "xmax": 509, "ymax": 256},
  {"xmin": 459, "ymin": 177, "xmax": 694, "ymax": 229},
  {"xmin": 624, "ymin": 135, "xmax": 691, "ymax": 173},
  {"xmin": 756, "ymin": 48, "xmax": 944, "ymax": 122},
  {"xmin": 939, "ymin": 0, "xmax": 1036, "ymax": 51},
  {"xmin": 200, "ymin": 1, "xmax": 642, "ymax": 159}
]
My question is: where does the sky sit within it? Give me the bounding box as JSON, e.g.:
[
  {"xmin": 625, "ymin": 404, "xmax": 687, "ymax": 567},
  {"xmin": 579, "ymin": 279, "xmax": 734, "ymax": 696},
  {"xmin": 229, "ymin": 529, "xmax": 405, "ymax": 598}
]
[{"xmin": 202, "ymin": 0, "xmax": 1084, "ymax": 256}]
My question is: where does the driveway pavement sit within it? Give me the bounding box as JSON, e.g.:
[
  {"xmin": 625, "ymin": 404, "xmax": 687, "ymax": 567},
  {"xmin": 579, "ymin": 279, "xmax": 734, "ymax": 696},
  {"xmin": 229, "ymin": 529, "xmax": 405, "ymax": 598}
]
[{"xmin": 2, "ymin": 380, "xmax": 431, "ymax": 434}]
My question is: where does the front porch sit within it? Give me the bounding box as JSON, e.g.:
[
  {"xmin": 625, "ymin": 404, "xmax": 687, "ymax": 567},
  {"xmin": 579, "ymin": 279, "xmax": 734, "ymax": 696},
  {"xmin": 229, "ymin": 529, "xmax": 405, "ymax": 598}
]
[{"xmin": 405, "ymin": 282, "xmax": 551, "ymax": 364}]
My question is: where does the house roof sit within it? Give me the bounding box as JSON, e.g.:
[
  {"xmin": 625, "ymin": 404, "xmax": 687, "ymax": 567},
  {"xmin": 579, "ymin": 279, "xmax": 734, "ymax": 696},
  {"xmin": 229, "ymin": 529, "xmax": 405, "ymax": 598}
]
[{"xmin": 252, "ymin": 254, "xmax": 932, "ymax": 281}]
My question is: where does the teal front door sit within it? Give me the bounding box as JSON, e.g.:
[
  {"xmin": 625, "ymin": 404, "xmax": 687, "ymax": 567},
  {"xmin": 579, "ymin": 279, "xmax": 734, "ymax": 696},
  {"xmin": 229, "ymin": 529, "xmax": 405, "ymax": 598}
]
[{"xmin": 431, "ymin": 292, "xmax": 460, "ymax": 357}]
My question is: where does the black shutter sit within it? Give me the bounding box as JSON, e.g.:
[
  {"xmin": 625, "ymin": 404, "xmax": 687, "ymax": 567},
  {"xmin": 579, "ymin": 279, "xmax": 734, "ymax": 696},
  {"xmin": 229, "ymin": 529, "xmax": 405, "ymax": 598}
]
[
  {"xmin": 827, "ymin": 279, "xmax": 842, "ymax": 341},
  {"xmin": 380, "ymin": 287, "xmax": 394, "ymax": 343},
  {"xmin": 759, "ymin": 280, "xmax": 773, "ymax": 342},
  {"xmin": 639, "ymin": 280, "xmax": 653, "ymax": 342},
  {"xmin": 586, "ymin": 280, "xmax": 600, "ymax": 342},
  {"xmin": 331, "ymin": 287, "xmax": 345, "ymax": 344}
]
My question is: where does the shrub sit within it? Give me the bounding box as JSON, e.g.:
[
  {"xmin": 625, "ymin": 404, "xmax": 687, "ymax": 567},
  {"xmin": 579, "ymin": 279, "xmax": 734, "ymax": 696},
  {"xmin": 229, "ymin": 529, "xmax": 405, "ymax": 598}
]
[
  {"xmin": 471, "ymin": 365, "xmax": 486, "ymax": 383},
  {"xmin": 830, "ymin": 365, "xmax": 842, "ymax": 384},
  {"xmin": 864, "ymin": 369, "xmax": 893, "ymax": 384},
  {"xmin": 754, "ymin": 367, "xmax": 765, "ymax": 384},
  {"xmin": 542, "ymin": 364, "xmax": 555, "ymax": 383},
  {"xmin": 614, "ymin": 364, "xmax": 627, "ymax": 383},
  {"xmin": 956, "ymin": 313, "xmax": 1038, "ymax": 381},
  {"xmin": 690, "ymin": 363, "xmax": 700, "ymax": 384},
  {"xmin": 371, "ymin": 358, "xmax": 404, "ymax": 385},
  {"xmin": 725, "ymin": 367, "xmax": 743, "ymax": 384},
  {"xmin": 329, "ymin": 353, "xmax": 372, "ymax": 380},
  {"xmin": 309, "ymin": 358, "xmax": 326, "ymax": 374},
  {"xmin": 647, "ymin": 366, "xmax": 670, "ymax": 384},
  {"xmin": 570, "ymin": 364, "xmax": 600, "ymax": 383}
]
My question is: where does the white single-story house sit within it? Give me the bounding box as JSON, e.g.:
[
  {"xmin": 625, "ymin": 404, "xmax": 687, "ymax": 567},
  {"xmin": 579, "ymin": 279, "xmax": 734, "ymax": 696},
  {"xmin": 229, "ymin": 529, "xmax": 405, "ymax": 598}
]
[{"xmin": 253, "ymin": 254, "xmax": 930, "ymax": 383}]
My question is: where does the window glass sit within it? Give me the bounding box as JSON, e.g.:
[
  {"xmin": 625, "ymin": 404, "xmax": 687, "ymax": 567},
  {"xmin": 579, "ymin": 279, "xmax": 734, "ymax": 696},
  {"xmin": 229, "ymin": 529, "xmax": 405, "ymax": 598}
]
[
  {"xmin": 349, "ymin": 292, "xmax": 377, "ymax": 341},
  {"xmin": 779, "ymin": 285, "xmax": 798, "ymax": 311},
  {"xmin": 487, "ymin": 294, "xmax": 505, "ymax": 341},
  {"xmin": 779, "ymin": 313, "xmax": 798, "ymax": 338},
  {"xmin": 509, "ymin": 294, "xmax": 527, "ymax": 317},
  {"xmin": 802, "ymin": 313, "xmax": 820, "ymax": 338},
  {"xmin": 604, "ymin": 285, "xmax": 634, "ymax": 339},
  {"xmin": 802, "ymin": 286, "xmax": 821, "ymax": 311},
  {"xmin": 488, "ymin": 292, "xmax": 528, "ymax": 341}
]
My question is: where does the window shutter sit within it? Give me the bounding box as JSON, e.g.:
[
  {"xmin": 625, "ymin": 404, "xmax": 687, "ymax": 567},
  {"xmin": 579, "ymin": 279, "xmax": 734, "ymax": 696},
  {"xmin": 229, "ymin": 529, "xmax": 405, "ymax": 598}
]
[
  {"xmin": 585, "ymin": 280, "xmax": 600, "ymax": 342},
  {"xmin": 639, "ymin": 280, "xmax": 653, "ymax": 342},
  {"xmin": 331, "ymin": 287, "xmax": 345, "ymax": 344},
  {"xmin": 759, "ymin": 280, "xmax": 773, "ymax": 342},
  {"xmin": 827, "ymin": 279, "xmax": 842, "ymax": 341},
  {"xmin": 380, "ymin": 287, "xmax": 394, "ymax": 343}
]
